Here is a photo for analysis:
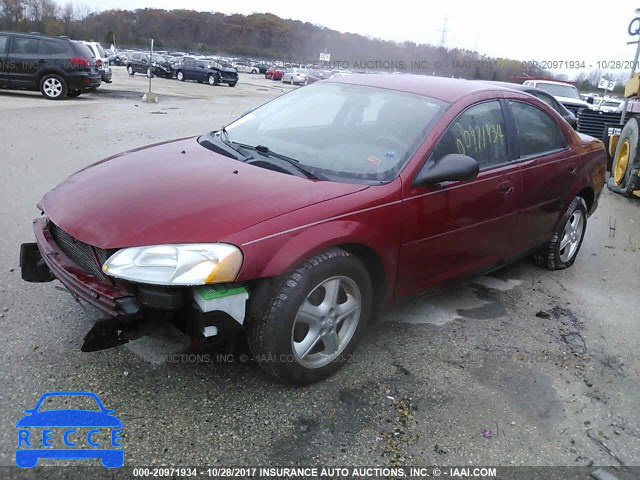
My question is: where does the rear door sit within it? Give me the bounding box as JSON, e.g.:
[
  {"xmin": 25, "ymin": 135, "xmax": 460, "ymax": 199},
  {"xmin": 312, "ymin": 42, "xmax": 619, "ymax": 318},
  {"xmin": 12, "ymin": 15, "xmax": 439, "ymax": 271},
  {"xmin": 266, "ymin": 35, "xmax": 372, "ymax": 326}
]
[
  {"xmin": 397, "ymin": 99, "xmax": 523, "ymax": 298},
  {"xmin": 6, "ymin": 35, "xmax": 41, "ymax": 87},
  {"xmin": 506, "ymin": 99, "xmax": 572, "ymax": 249},
  {"xmin": 182, "ymin": 59, "xmax": 195, "ymax": 80},
  {"xmin": 195, "ymin": 60, "xmax": 208, "ymax": 81},
  {"xmin": 0, "ymin": 33, "xmax": 9, "ymax": 86}
]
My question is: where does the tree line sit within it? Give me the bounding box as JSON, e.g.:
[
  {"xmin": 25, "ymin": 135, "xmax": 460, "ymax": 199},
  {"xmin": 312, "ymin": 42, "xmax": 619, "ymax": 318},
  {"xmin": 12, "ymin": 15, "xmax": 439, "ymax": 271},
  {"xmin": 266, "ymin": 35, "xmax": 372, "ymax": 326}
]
[{"xmin": 0, "ymin": 0, "xmax": 617, "ymax": 88}]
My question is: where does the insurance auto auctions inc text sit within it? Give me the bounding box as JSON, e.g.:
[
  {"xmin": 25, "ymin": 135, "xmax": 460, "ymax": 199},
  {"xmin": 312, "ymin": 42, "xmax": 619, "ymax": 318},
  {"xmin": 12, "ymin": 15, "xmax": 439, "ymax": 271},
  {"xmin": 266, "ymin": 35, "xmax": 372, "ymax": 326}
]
[{"xmin": 243, "ymin": 466, "xmax": 496, "ymax": 478}]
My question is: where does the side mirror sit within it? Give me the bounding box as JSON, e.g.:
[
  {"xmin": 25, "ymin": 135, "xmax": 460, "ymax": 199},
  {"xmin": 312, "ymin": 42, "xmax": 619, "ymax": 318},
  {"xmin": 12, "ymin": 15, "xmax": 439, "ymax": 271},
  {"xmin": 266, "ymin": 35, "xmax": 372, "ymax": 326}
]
[
  {"xmin": 413, "ymin": 153, "xmax": 479, "ymax": 187},
  {"xmin": 587, "ymin": 97, "xmax": 594, "ymax": 105}
]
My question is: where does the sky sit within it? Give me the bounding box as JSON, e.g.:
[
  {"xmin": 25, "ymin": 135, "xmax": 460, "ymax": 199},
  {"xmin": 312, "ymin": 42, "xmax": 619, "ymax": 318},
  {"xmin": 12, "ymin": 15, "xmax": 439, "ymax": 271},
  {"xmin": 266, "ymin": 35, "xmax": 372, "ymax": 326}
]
[{"xmin": 86, "ymin": 0, "xmax": 639, "ymax": 76}]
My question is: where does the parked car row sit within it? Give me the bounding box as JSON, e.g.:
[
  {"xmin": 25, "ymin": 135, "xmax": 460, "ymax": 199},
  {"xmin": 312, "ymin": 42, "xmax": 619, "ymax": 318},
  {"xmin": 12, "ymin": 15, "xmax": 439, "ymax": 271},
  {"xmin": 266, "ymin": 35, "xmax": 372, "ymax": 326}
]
[{"xmin": 125, "ymin": 53, "xmax": 239, "ymax": 87}]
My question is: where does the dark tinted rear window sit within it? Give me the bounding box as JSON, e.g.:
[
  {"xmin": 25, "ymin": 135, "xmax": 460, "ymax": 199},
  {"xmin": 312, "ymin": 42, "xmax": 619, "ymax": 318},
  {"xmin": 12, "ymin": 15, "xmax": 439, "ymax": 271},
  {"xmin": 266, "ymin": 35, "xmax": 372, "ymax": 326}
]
[
  {"xmin": 10, "ymin": 37, "xmax": 39, "ymax": 54},
  {"xmin": 40, "ymin": 39, "xmax": 68, "ymax": 55},
  {"xmin": 0, "ymin": 34, "xmax": 8, "ymax": 54},
  {"xmin": 71, "ymin": 40, "xmax": 94, "ymax": 59}
]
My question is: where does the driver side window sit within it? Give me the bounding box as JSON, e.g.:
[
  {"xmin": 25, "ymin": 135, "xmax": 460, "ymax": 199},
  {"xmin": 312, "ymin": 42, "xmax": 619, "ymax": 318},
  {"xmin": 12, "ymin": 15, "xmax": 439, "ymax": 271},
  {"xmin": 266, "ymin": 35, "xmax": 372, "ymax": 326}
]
[{"xmin": 432, "ymin": 101, "xmax": 507, "ymax": 170}]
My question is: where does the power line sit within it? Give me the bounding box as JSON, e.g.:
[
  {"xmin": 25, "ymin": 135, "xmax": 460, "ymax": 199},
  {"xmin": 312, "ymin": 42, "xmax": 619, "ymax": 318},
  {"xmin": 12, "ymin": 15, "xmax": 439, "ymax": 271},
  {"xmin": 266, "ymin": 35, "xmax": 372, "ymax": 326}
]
[{"xmin": 439, "ymin": 18, "xmax": 448, "ymax": 47}]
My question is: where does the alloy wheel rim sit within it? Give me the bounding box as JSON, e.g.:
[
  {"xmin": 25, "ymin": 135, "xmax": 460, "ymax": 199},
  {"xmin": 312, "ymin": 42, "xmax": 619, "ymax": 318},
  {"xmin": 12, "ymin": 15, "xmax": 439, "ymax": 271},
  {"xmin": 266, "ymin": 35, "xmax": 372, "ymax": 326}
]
[
  {"xmin": 43, "ymin": 78, "xmax": 62, "ymax": 97},
  {"xmin": 209, "ymin": 75, "xmax": 215, "ymax": 85},
  {"xmin": 614, "ymin": 139, "xmax": 630, "ymax": 184},
  {"xmin": 559, "ymin": 210, "xmax": 585, "ymax": 262},
  {"xmin": 291, "ymin": 276, "xmax": 361, "ymax": 368}
]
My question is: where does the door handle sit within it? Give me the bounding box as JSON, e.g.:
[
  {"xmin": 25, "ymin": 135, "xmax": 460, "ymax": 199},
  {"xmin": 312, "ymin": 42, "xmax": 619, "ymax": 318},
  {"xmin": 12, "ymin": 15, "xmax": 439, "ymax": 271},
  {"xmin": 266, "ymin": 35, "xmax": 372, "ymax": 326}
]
[
  {"xmin": 568, "ymin": 163, "xmax": 577, "ymax": 175},
  {"xmin": 38, "ymin": 59, "xmax": 46, "ymax": 63},
  {"xmin": 497, "ymin": 181, "xmax": 514, "ymax": 195}
]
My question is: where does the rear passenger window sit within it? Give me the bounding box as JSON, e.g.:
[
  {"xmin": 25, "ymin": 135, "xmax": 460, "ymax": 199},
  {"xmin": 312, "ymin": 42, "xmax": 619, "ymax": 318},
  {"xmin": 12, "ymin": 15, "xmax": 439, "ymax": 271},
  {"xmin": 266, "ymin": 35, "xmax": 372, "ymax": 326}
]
[
  {"xmin": 0, "ymin": 35, "xmax": 8, "ymax": 54},
  {"xmin": 509, "ymin": 101, "xmax": 567, "ymax": 158},
  {"xmin": 39, "ymin": 40, "xmax": 67, "ymax": 55},
  {"xmin": 10, "ymin": 37, "xmax": 39, "ymax": 54},
  {"xmin": 431, "ymin": 100, "xmax": 508, "ymax": 170}
]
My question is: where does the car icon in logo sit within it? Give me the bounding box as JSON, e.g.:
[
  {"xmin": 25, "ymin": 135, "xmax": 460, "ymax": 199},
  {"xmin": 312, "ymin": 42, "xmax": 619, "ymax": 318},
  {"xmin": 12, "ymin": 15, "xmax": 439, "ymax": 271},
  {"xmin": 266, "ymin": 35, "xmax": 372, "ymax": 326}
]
[{"xmin": 16, "ymin": 391, "xmax": 123, "ymax": 468}]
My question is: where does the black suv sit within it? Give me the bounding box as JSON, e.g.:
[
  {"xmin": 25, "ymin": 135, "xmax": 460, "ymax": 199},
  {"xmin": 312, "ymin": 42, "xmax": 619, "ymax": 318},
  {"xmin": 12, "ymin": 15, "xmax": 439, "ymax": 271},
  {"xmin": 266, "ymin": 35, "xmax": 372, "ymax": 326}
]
[
  {"xmin": 174, "ymin": 59, "xmax": 238, "ymax": 87},
  {"xmin": 0, "ymin": 31, "xmax": 101, "ymax": 99},
  {"xmin": 126, "ymin": 52, "xmax": 172, "ymax": 78}
]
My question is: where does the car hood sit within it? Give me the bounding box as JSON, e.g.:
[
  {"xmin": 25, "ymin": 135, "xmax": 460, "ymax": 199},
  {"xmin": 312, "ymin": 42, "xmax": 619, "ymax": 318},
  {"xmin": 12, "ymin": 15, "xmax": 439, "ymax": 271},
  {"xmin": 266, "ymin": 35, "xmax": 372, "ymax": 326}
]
[
  {"xmin": 219, "ymin": 67, "xmax": 237, "ymax": 74},
  {"xmin": 16, "ymin": 410, "xmax": 122, "ymax": 427},
  {"xmin": 41, "ymin": 138, "xmax": 368, "ymax": 249},
  {"xmin": 556, "ymin": 96, "xmax": 589, "ymax": 108}
]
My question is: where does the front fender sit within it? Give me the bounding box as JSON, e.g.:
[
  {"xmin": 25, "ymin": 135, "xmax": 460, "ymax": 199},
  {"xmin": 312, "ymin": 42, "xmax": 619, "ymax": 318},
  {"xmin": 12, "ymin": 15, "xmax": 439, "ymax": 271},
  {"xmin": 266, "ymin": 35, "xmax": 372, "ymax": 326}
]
[{"xmin": 236, "ymin": 209, "xmax": 402, "ymax": 302}]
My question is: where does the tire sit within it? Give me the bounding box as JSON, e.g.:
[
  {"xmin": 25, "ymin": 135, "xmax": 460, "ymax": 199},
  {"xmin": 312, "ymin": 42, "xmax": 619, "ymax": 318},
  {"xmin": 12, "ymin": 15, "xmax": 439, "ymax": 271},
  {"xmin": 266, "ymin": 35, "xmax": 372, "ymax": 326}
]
[
  {"xmin": 39, "ymin": 74, "xmax": 67, "ymax": 100},
  {"xmin": 176, "ymin": 70, "xmax": 185, "ymax": 81},
  {"xmin": 228, "ymin": 82, "xmax": 236, "ymax": 87},
  {"xmin": 533, "ymin": 196, "xmax": 588, "ymax": 270},
  {"xmin": 248, "ymin": 248, "xmax": 373, "ymax": 385},
  {"xmin": 66, "ymin": 89, "xmax": 82, "ymax": 97},
  {"xmin": 127, "ymin": 65, "xmax": 134, "ymax": 76},
  {"xmin": 208, "ymin": 74, "xmax": 215, "ymax": 86},
  {"xmin": 607, "ymin": 117, "xmax": 640, "ymax": 197},
  {"xmin": 251, "ymin": 68, "xmax": 258, "ymax": 74}
]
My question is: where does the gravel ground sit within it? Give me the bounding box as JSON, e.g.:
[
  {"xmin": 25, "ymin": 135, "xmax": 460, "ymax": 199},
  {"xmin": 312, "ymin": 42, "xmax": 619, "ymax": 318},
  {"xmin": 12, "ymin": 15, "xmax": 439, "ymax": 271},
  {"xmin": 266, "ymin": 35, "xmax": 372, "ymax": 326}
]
[{"xmin": 0, "ymin": 68, "xmax": 639, "ymax": 477}]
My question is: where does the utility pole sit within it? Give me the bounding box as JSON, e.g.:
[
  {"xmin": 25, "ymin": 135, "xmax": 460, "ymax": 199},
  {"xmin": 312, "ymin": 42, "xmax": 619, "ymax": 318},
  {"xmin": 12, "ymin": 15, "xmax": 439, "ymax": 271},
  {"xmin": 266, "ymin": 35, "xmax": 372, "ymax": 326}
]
[
  {"xmin": 439, "ymin": 18, "xmax": 448, "ymax": 47},
  {"xmin": 142, "ymin": 38, "xmax": 159, "ymax": 103}
]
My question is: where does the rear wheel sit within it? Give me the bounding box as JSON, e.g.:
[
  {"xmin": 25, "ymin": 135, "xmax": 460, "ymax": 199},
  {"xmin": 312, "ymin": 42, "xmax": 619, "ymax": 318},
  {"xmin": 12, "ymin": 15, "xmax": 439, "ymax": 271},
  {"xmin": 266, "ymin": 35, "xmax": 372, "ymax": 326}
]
[
  {"xmin": 534, "ymin": 196, "xmax": 588, "ymax": 270},
  {"xmin": 228, "ymin": 82, "xmax": 236, "ymax": 87},
  {"xmin": 608, "ymin": 117, "xmax": 640, "ymax": 197},
  {"xmin": 40, "ymin": 74, "xmax": 67, "ymax": 100},
  {"xmin": 248, "ymin": 248, "xmax": 372, "ymax": 384},
  {"xmin": 176, "ymin": 70, "xmax": 184, "ymax": 81}
]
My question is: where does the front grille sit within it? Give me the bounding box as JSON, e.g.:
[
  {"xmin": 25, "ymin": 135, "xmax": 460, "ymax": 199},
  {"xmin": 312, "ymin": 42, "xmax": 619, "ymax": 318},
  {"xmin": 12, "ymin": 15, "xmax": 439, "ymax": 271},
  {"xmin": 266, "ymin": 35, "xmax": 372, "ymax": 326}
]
[
  {"xmin": 48, "ymin": 222, "xmax": 113, "ymax": 281},
  {"xmin": 577, "ymin": 109, "xmax": 624, "ymax": 139}
]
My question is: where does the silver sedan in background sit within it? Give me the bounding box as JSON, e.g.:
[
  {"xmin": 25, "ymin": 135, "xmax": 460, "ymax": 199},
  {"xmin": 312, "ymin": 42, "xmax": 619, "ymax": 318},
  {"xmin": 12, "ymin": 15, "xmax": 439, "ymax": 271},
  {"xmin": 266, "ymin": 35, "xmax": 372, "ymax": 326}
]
[{"xmin": 282, "ymin": 68, "xmax": 308, "ymax": 85}]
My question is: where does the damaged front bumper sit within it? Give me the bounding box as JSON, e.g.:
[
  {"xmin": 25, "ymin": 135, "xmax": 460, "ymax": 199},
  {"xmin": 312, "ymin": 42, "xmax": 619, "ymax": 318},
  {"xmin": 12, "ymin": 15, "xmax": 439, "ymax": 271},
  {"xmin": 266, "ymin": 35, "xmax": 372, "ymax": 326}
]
[
  {"xmin": 21, "ymin": 217, "xmax": 250, "ymax": 351},
  {"xmin": 23, "ymin": 218, "xmax": 139, "ymax": 318}
]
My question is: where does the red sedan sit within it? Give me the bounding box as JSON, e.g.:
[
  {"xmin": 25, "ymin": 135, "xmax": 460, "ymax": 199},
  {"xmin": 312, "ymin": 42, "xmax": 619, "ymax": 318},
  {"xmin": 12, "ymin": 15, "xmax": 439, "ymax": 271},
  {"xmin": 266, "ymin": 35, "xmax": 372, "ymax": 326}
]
[
  {"xmin": 265, "ymin": 66, "xmax": 284, "ymax": 81},
  {"xmin": 21, "ymin": 75, "xmax": 606, "ymax": 384}
]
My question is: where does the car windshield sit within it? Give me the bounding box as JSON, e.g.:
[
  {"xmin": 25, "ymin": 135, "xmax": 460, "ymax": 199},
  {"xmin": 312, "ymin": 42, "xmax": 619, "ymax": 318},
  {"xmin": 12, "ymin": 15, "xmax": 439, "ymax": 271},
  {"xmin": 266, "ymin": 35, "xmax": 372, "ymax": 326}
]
[
  {"xmin": 36, "ymin": 395, "xmax": 102, "ymax": 412},
  {"xmin": 535, "ymin": 83, "xmax": 581, "ymax": 100},
  {"xmin": 151, "ymin": 54, "xmax": 166, "ymax": 62},
  {"xmin": 221, "ymin": 82, "xmax": 448, "ymax": 183}
]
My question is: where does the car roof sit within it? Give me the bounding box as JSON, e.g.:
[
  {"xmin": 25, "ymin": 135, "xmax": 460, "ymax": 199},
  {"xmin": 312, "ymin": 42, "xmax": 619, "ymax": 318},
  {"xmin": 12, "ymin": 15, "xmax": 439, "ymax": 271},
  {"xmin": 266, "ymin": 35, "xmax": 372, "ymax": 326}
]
[
  {"xmin": 328, "ymin": 74, "xmax": 511, "ymax": 102},
  {"xmin": 527, "ymin": 79, "xmax": 576, "ymax": 87},
  {"xmin": 0, "ymin": 31, "xmax": 70, "ymax": 41}
]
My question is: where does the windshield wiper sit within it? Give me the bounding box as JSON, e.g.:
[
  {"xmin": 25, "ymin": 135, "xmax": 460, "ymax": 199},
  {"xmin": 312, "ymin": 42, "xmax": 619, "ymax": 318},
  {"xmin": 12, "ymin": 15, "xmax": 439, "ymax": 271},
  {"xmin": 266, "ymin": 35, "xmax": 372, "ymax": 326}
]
[
  {"xmin": 232, "ymin": 143, "xmax": 326, "ymax": 180},
  {"xmin": 209, "ymin": 128, "xmax": 253, "ymax": 161}
]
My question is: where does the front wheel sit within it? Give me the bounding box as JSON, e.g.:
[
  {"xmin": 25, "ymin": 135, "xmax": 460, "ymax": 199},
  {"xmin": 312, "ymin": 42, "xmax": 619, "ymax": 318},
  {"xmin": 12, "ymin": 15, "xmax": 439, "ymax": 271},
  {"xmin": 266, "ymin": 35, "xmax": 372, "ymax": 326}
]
[
  {"xmin": 228, "ymin": 82, "xmax": 236, "ymax": 87},
  {"xmin": 248, "ymin": 248, "xmax": 372, "ymax": 385},
  {"xmin": 40, "ymin": 74, "xmax": 68, "ymax": 100},
  {"xmin": 176, "ymin": 70, "xmax": 184, "ymax": 81},
  {"xmin": 534, "ymin": 196, "xmax": 588, "ymax": 270},
  {"xmin": 127, "ymin": 65, "xmax": 134, "ymax": 75}
]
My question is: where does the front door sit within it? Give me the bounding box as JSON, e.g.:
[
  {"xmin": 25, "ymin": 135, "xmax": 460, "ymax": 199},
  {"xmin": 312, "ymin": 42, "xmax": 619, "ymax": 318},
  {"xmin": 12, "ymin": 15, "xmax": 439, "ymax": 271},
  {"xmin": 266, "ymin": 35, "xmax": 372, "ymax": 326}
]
[
  {"xmin": 396, "ymin": 99, "xmax": 522, "ymax": 298},
  {"xmin": 6, "ymin": 35, "xmax": 41, "ymax": 87},
  {"xmin": 0, "ymin": 34, "xmax": 9, "ymax": 87}
]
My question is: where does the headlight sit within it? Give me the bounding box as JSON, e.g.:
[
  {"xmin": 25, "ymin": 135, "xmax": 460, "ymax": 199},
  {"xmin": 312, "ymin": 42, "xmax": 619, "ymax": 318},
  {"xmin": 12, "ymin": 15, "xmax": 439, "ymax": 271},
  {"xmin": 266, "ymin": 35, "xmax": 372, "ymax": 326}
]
[{"xmin": 102, "ymin": 243, "xmax": 242, "ymax": 286}]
